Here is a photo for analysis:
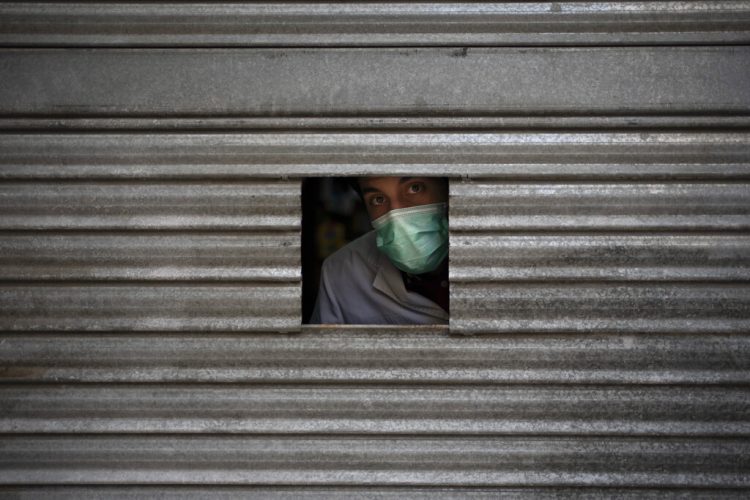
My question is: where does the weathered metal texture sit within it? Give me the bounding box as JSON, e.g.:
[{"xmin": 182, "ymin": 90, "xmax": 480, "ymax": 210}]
[
  {"xmin": 2, "ymin": 48, "xmax": 749, "ymax": 116},
  {"xmin": 0, "ymin": 328, "xmax": 747, "ymax": 488},
  {"xmin": 0, "ymin": 233, "xmax": 299, "ymax": 281},
  {"xmin": 450, "ymin": 180, "xmax": 750, "ymax": 333},
  {"xmin": 2, "ymin": 1, "xmax": 750, "ymax": 47},
  {"xmin": 0, "ymin": 285, "xmax": 299, "ymax": 331},
  {"xmin": 451, "ymin": 234, "xmax": 750, "ymax": 281},
  {"xmin": 1, "ymin": 132, "xmax": 749, "ymax": 179},
  {"xmin": 2, "ymin": 384, "xmax": 748, "ymax": 435},
  {"xmin": 0, "ymin": 179, "xmax": 300, "ymax": 331},
  {"xmin": 2, "ymin": 487, "xmax": 749, "ymax": 499},
  {"xmin": 1, "ymin": 435, "xmax": 748, "ymax": 486},
  {"xmin": 451, "ymin": 284, "xmax": 750, "ymax": 333},
  {"xmin": 2, "ymin": 329, "xmax": 747, "ymax": 385},
  {"xmin": 1, "ymin": 1, "xmax": 749, "ymax": 495},
  {"xmin": 451, "ymin": 182, "xmax": 750, "ymax": 231},
  {"xmin": 0, "ymin": 181, "xmax": 299, "ymax": 230},
  {"xmin": 6, "ymin": 115, "xmax": 750, "ymax": 131}
]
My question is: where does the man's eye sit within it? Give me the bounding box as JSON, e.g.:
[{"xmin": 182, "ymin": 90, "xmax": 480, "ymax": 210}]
[
  {"xmin": 408, "ymin": 183, "xmax": 424, "ymax": 194},
  {"xmin": 370, "ymin": 195, "xmax": 386, "ymax": 206}
]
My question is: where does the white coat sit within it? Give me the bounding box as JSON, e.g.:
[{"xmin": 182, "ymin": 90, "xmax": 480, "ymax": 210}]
[{"xmin": 310, "ymin": 230, "xmax": 449, "ymax": 324}]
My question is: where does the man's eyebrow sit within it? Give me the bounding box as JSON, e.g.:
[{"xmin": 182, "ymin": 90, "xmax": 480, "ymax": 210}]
[{"xmin": 361, "ymin": 177, "xmax": 422, "ymax": 195}]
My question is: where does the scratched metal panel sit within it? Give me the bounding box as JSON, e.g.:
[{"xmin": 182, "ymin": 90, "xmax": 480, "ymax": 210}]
[
  {"xmin": 450, "ymin": 182, "xmax": 750, "ymax": 231},
  {"xmin": 451, "ymin": 283, "xmax": 750, "ymax": 333},
  {"xmin": 450, "ymin": 180, "xmax": 750, "ymax": 333},
  {"xmin": 0, "ymin": 179, "xmax": 300, "ymax": 331},
  {"xmin": 0, "ymin": 435, "xmax": 748, "ymax": 486},
  {"xmin": 1, "ymin": 487, "xmax": 748, "ymax": 499},
  {"xmin": 0, "ymin": 285, "xmax": 299, "ymax": 331},
  {"xmin": 451, "ymin": 234, "xmax": 750, "ymax": 282},
  {"xmin": 1, "ymin": 329, "xmax": 748, "ymax": 385},
  {"xmin": 0, "ymin": 328, "xmax": 747, "ymax": 489},
  {"xmin": 1, "ymin": 384, "xmax": 748, "ymax": 435},
  {"xmin": 2, "ymin": 48, "xmax": 749, "ymax": 116},
  {"xmin": 1, "ymin": 132, "xmax": 749, "ymax": 179},
  {"xmin": 0, "ymin": 233, "xmax": 299, "ymax": 281},
  {"xmin": 1, "ymin": 1, "xmax": 748, "ymax": 496},
  {"xmin": 6, "ymin": 116, "xmax": 750, "ymax": 130},
  {"xmin": 2, "ymin": 2, "xmax": 750, "ymax": 47},
  {"xmin": 0, "ymin": 181, "xmax": 299, "ymax": 230}
]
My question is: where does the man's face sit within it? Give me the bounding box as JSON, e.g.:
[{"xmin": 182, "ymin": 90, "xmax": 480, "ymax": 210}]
[{"xmin": 357, "ymin": 177, "xmax": 448, "ymax": 221}]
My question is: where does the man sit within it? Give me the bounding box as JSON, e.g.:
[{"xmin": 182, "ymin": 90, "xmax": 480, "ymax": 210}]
[{"xmin": 311, "ymin": 176, "xmax": 449, "ymax": 324}]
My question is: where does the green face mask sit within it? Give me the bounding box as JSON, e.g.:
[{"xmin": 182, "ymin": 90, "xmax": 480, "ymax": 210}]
[{"xmin": 371, "ymin": 202, "xmax": 448, "ymax": 275}]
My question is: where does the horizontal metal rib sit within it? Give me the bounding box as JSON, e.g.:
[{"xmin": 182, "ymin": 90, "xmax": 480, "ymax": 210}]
[
  {"xmin": 0, "ymin": 330, "xmax": 747, "ymax": 385},
  {"xmin": 0, "ymin": 385, "xmax": 748, "ymax": 435},
  {"xmin": 5, "ymin": 115, "xmax": 750, "ymax": 131},
  {"xmin": 0, "ymin": 233, "xmax": 299, "ymax": 281},
  {"xmin": 2, "ymin": 2, "xmax": 749, "ymax": 47},
  {"xmin": 0, "ymin": 182, "xmax": 299, "ymax": 230},
  {"xmin": 2, "ymin": 48, "xmax": 748, "ymax": 116},
  {"xmin": 450, "ymin": 234, "xmax": 750, "ymax": 282},
  {"xmin": 0, "ymin": 436, "xmax": 748, "ymax": 486},
  {"xmin": 450, "ymin": 182, "xmax": 750, "ymax": 231},
  {"xmin": 1, "ymin": 486, "xmax": 747, "ymax": 499},
  {"xmin": 1, "ymin": 133, "xmax": 749, "ymax": 179},
  {"xmin": 0, "ymin": 285, "xmax": 300, "ymax": 331},
  {"xmin": 451, "ymin": 284, "xmax": 750, "ymax": 334}
]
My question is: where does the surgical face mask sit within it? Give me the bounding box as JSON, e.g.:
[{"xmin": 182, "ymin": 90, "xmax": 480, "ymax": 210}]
[{"xmin": 371, "ymin": 202, "xmax": 448, "ymax": 275}]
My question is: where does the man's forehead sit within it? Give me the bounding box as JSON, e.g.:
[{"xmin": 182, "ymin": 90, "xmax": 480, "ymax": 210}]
[{"xmin": 358, "ymin": 176, "xmax": 415, "ymax": 189}]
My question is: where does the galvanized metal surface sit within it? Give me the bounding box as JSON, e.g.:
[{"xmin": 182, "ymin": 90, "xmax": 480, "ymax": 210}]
[
  {"xmin": 2, "ymin": 329, "xmax": 747, "ymax": 385},
  {"xmin": 6, "ymin": 115, "xmax": 750, "ymax": 131},
  {"xmin": 0, "ymin": 328, "xmax": 747, "ymax": 487},
  {"xmin": 1, "ymin": 487, "xmax": 749, "ymax": 499},
  {"xmin": 1, "ymin": 435, "xmax": 748, "ymax": 486},
  {"xmin": 0, "ymin": 185, "xmax": 299, "ymax": 292},
  {"xmin": 451, "ymin": 283, "xmax": 750, "ymax": 333},
  {"xmin": 3, "ymin": 1, "xmax": 750, "ymax": 47},
  {"xmin": 0, "ymin": 179, "xmax": 300, "ymax": 331},
  {"xmin": 0, "ymin": 181, "xmax": 299, "ymax": 230},
  {"xmin": 450, "ymin": 179, "xmax": 750, "ymax": 334},
  {"xmin": 0, "ymin": 284, "xmax": 300, "ymax": 331},
  {"xmin": 2, "ymin": 384, "xmax": 748, "ymax": 435},
  {"xmin": 2, "ymin": 1, "xmax": 749, "ymax": 494},
  {"xmin": 0, "ymin": 233, "xmax": 299, "ymax": 281},
  {"xmin": 2, "ymin": 48, "xmax": 749, "ymax": 116},
  {"xmin": 1, "ymin": 132, "xmax": 749, "ymax": 179},
  {"xmin": 451, "ymin": 234, "xmax": 750, "ymax": 281},
  {"xmin": 451, "ymin": 182, "xmax": 750, "ymax": 230}
]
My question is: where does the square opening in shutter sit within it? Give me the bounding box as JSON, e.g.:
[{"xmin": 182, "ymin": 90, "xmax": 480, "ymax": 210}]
[{"xmin": 302, "ymin": 177, "xmax": 449, "ymax": 325}]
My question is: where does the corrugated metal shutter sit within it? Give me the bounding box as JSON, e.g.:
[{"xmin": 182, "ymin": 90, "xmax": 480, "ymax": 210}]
[{"xmin": 1, "ymin": 2, "xmax": 749, "ymax": 496}]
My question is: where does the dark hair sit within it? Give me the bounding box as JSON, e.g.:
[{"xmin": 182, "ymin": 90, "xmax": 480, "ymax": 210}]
[{"xmin": 345, "ymin": 177, "xmax": 362, "ymax": 197}]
